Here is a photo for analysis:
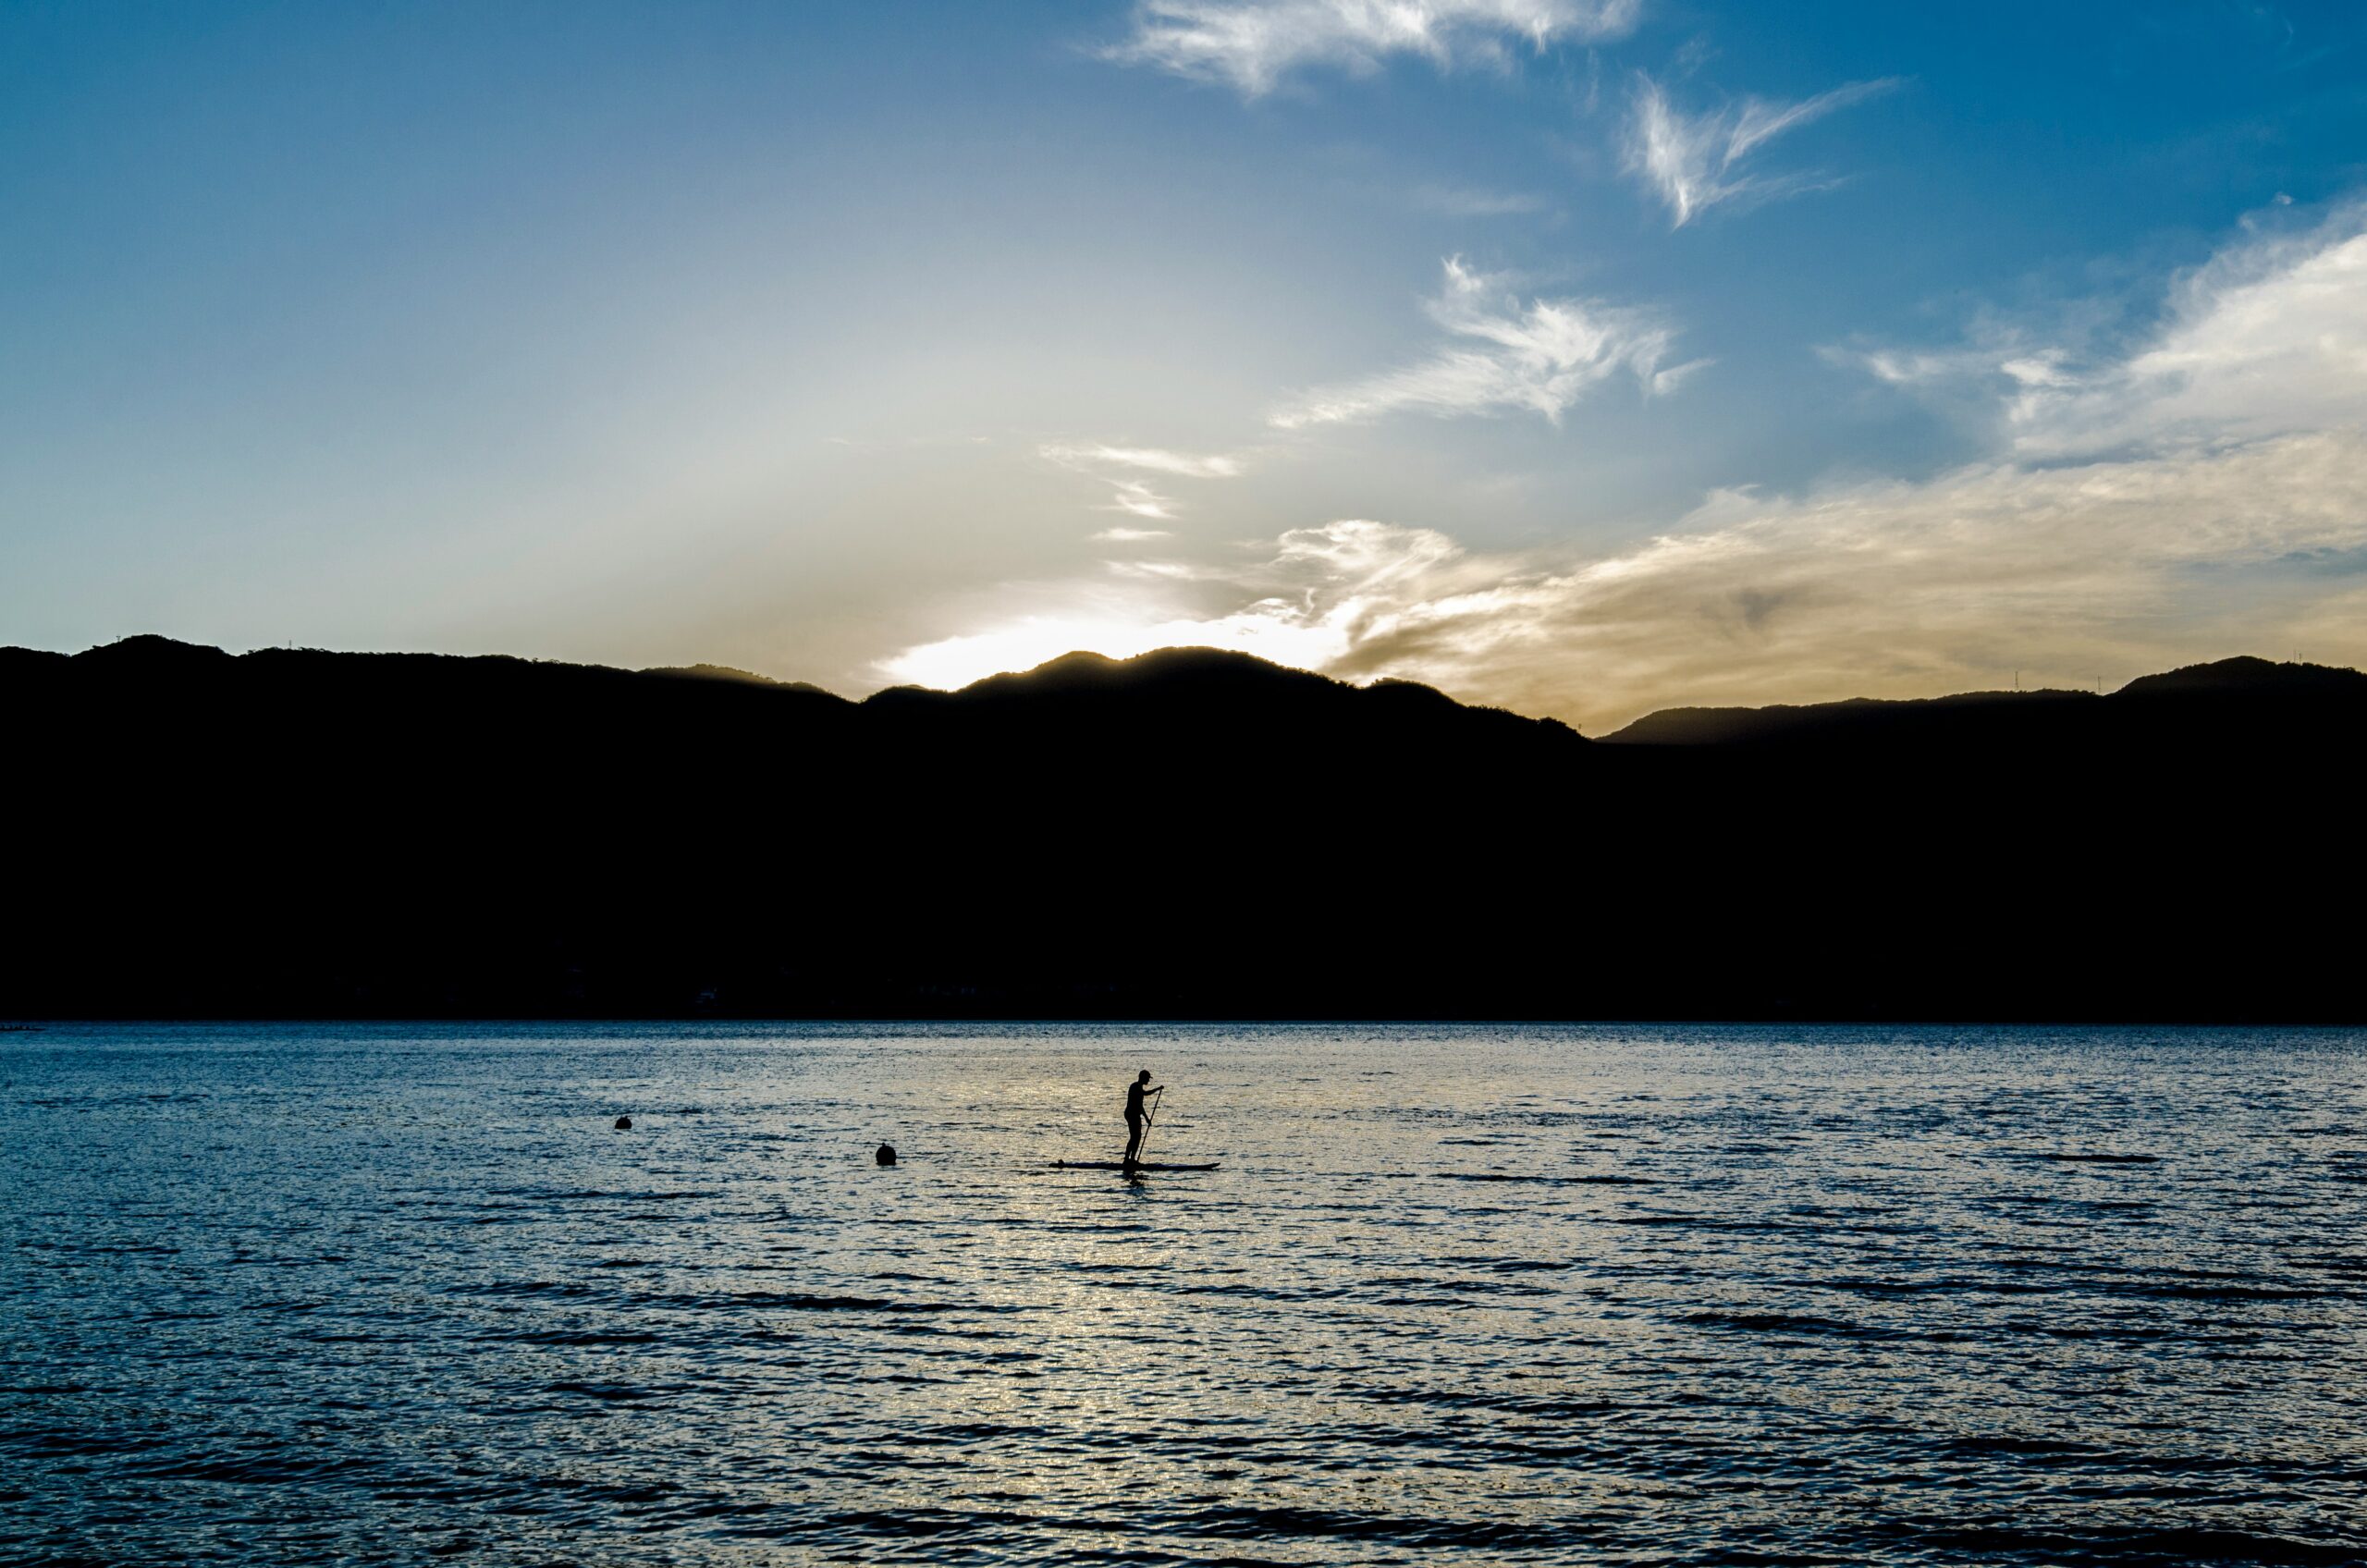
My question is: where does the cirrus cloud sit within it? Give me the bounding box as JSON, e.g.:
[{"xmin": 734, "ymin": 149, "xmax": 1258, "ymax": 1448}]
[
  {"xmin": 1106, "ymin": 0, "xmax": 1641, "ymax": 95},
  {"xmin": 1040, "ymin": 441, "xmax": 1245, "ymax": 529},
  {"xmin": 1625, "ymin": 73, "xmax": 1899, "ymax": 227},
  {"xmin": 1270, "ymin": 256, "xmax": 1702, "ymax": 428}
]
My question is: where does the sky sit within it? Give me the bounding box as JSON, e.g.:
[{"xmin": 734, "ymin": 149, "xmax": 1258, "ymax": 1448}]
[{"xmin": 6, "ymin": 1, "xmax": 2367, "ymax": 729}]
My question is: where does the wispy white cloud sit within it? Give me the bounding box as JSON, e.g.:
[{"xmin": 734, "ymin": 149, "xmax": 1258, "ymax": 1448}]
[
  {"xmin": 889, "ymin": 203, "xmax": 2367, "ymax": 728},
  {"xmin": 1108, "ymin": 0, "xmax": 1640, "ymax": 96},
  {"xmin": 1625, "ymin": 73, "xmax": 1897, "ymax": 226},
  {"xmin": 2007, "ymin": 214, "xmax": 2367, "ymax": 456},
  {"xmin": 1040, "ymin": 441, "xmax": 1245, "ymax": 528},
  {"xmin": 1825, "ymin": 343, "xmax": 2072, "ymax": 390},
  {"xmin": 1271, "ymin": 257, "xmax": 1700, "ymax": 428},
  {"xmin": 1039, "ymin": 443, "xmax": 1243, "ymax": 479},
  {"xmin": 1107, "ymin": 479, "xmax": 1179, "ymax": 519},
  {"xmin": 1830, "ymin": 202, "xmax": 2367, "ymax": 459},
  {"xmin": 1092, "ymin": 525, "xmax": 1176, "ymax": 542}
]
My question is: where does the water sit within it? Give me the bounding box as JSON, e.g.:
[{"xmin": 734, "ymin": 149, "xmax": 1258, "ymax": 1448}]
[{"xmin": 3, "ymin": 1023, "xmax": 2363, "ymax": 1566}]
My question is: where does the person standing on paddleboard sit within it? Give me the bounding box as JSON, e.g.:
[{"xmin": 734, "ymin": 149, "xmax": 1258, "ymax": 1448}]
[{"xmin": 1123, "ymin": 1071, "xmax": 1160, "ymax": 1167}]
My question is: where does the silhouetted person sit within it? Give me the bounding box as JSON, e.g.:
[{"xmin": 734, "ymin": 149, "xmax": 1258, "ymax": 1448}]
[{"xmin": 1123, "ymin": 1071, "xmax": 1159, "ymax": 1167}]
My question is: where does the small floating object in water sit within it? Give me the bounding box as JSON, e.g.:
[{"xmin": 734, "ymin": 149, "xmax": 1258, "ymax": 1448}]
[
  {"xmin": 876, "ymin": 1144, "xmax": 897, "ymax": 1166},
  {"xmin": 613, "ymin": 1115, "xmax": 632, "ymax": 1131}
]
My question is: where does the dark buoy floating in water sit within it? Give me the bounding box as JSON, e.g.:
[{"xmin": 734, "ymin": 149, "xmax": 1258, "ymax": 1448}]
[
  {"xmin": 875, "ymin": 1144, "xmax": 897, "ymax": 1166},
  {"xmin": 614, "ymin": 1115, "xmax": 632, "ymax": 1131}
]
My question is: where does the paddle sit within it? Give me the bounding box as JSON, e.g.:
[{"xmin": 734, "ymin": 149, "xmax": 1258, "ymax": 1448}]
[{"xmin": 1135, "ymin": 1085, "xmax": 1163, "ymax": 1166}]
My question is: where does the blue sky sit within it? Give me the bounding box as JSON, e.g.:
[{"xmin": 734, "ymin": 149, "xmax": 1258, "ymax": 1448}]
[{"xmin": 6, "ymin": 1, "xmax": 2367, "ymax": 725}]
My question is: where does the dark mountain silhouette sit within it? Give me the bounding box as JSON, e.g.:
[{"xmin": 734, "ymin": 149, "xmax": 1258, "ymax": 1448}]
[
  {"xmin": 1602, "ymin": 689, "xmax": 2095, "ymax": 748},
  {"xmin": 7, "ymin": 639, "xmax": 2361, "ymax": 1021},
  {"xmin": 644, "ymin": 663, "xmax": 841, "ymax": 695},
  {"xmin": 1604, "ymin": 657, "xmax": 2367, "ymax": 750},
  {"xmin": 2117, "ymin": 654, "xmax": 2367, "ymax": 698}
]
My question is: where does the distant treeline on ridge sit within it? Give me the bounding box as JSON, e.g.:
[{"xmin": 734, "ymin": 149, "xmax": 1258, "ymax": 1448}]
[{"xmin": 7, "ymin": 636, "xmax": 2361, "ymax": 1021}]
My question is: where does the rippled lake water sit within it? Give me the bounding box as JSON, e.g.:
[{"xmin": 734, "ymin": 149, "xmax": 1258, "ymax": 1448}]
[{"xmin": 4, "ymin": 1023, "xmax": 2364, "ymax": 1566}]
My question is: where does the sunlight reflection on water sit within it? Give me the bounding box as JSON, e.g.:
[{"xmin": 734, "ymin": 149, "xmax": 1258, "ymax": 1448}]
[{"xmin": 2, "ymin": 1022, "xmax": 2363, "ymax": 1564}]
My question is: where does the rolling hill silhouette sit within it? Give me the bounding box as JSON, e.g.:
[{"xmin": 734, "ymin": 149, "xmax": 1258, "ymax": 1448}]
[
  {"xmin": 7, "ymin": 638, "xmax": 2360, "ymax": 1020},
  {"xmin": 1604, "ymin": 656, "xmax": 2367, "ymax": 752}
]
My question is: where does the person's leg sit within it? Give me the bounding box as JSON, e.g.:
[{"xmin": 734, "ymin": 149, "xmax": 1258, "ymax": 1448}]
[{"xmin": 1124, "ymin": 1116, "xmax": 1143, "ymax": 1164}]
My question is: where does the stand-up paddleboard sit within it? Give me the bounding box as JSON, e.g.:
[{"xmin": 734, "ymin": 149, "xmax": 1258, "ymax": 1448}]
[{"xmin": 1050, "ymin": 1160, "xmax": 1220, "ymax": 1170}]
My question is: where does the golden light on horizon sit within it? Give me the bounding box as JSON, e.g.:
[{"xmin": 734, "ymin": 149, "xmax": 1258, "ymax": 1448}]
[{"xmin": 876, "ymin": 607, "xmax": 1354, "ymax": 692}]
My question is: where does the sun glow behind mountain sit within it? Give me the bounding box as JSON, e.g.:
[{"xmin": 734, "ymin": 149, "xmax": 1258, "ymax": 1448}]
[{"xmin": 877, "ymin": 607, "xmax": 1354, "ymax": 692}]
